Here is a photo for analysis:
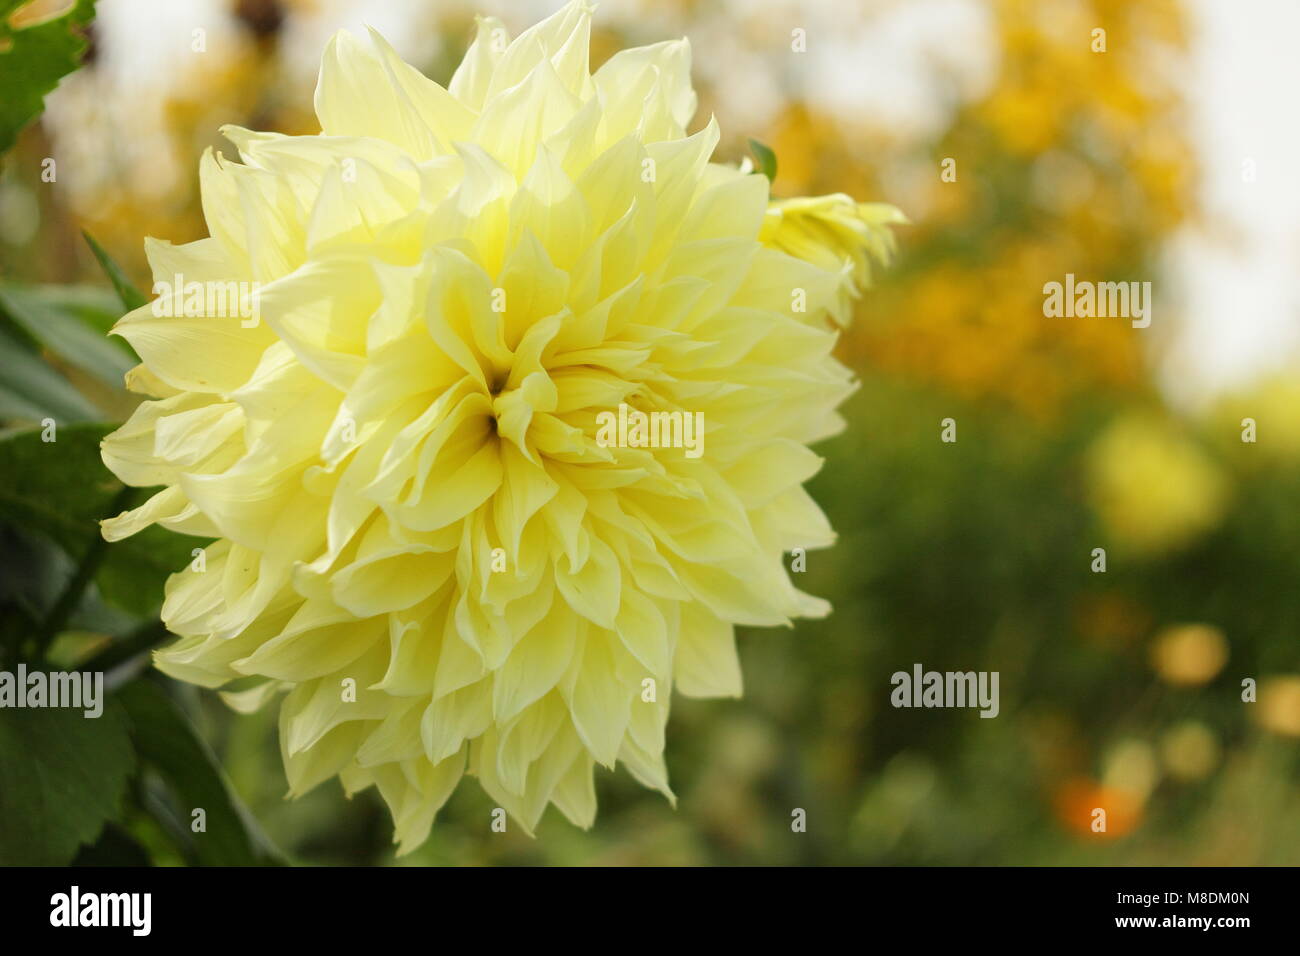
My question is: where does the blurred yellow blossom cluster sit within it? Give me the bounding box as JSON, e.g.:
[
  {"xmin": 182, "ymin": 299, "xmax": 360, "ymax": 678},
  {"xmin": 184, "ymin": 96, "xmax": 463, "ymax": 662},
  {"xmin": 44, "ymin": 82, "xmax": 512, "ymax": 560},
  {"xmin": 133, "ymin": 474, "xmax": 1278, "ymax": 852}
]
[
  {"xmin": 1085, "ymin": 413, "xmax": 1230, "ymax": 556},
  {"xmin": 1210, "ymin": 375, "xmax": 1300, "ymax": 466},
  {"xmin": 761, "ymin": 0, "xmax": 1195, "ymax": 416}
]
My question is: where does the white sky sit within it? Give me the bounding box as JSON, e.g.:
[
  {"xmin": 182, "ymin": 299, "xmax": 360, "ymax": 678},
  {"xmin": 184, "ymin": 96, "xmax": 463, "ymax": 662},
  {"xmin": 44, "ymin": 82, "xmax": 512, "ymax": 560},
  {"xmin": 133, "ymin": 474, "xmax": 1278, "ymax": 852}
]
[{"xmin": 1163, "ymin": 0, "xmax": 1300, "ymax": 407}]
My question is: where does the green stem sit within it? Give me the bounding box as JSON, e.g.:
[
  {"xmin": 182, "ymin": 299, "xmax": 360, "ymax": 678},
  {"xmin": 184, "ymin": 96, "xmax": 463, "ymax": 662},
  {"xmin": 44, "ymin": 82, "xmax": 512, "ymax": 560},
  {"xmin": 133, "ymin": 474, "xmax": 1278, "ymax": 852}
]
[
  {"xmin": 32, "ymin": 483, "xmax": 136, "ymax": 663},
  {"xmin": 84, "ymin": 618, "xmax": 170, "ymax": 673}
]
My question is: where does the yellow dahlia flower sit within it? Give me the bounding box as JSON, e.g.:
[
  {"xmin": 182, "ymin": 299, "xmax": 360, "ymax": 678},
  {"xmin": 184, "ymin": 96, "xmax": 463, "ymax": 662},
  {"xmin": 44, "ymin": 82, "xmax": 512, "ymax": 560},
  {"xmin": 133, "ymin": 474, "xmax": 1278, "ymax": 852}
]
[{"xmin": 100, "ymin": 0, "xmax": 900, "ymax": 852}]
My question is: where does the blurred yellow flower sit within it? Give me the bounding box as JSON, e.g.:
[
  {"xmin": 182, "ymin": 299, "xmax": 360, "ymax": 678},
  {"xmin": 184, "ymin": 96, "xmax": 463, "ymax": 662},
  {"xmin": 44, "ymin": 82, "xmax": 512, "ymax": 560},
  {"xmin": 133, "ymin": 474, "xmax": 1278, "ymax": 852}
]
[
  {"xmin": 1254, "ymin": 677, "xmax": 1300, "ymax": 738},
  {"xmin": 1101, "ymin": 738, "xmax": 1159, "ymax": 804},
  {"xmin": 1086, "ymin": 414, "xmax": 1230, "ymax": 555},
  {"xmin": 1149, "ymin": 623, "xmax": 1228, "ymax": 687},
  {"xmin": 1211, "ymin": 374, "xmax": 1300, "ymax": 465},
  {"xmin": 1160, "ymin": 721, "xmax": 1219, "ymax": 781}
]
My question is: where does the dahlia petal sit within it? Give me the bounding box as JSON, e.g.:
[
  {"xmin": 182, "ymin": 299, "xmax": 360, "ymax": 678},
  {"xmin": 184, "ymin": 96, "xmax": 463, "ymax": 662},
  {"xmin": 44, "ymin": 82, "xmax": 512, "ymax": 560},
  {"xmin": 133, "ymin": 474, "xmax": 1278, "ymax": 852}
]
[
  {"xmin": 255, "ymin": 255, "xmax": 377, "ymax": 389},
  {"xmin": 492, "ymin": 600, "xmax": 578, "ymax": 723},
  {"xmin": 234, "ymin": 600, "xmax": 385, "ymax": 682},
  {"xmin": 282, "ymin": 645, "xmax": 389, "ymax": 755},
  {"xmin": 365, "ymin": 27, "xmax": 476, "ymax": 151},
  {"xmin": 674, "ymin": 603, "xmax": 743, "ymax": 698},
  {"xmin": 549, "ymin": 750, "xmax": 598, "ymax": 827},
  {"xmin": 354, "ymin": 697, "xmax": 425, "ymax": 766},
  {"xmin": 373, "ymin": 597, "xmax": 446, "ymax": 698},
  {"xmin": 422, "ymin": 683, "xmax": 491, "ymax": 763},
  {"xmin": 473, "ymin": 56, "xmax": 582, "ymax": 178},
  {"xmin": 219, "ymin": 679, "xmax": 285, "ymax": 714},
  {"xmin": 563, "ymin": 632, "xmax": 632, "ymax": 767},
  {"xmin": 483, "ymin": 0, "xmax": 592, "ymax": 101},
  {"xmin": 495, "ymin": 693, "xmax": 565, "ymax": 795},
  {"xmin": 111, "ymin": 303, "xmax": 275, "ymax": 395},
  {"xmin": 315, "ymin": 30, "xmax": 440, "ymax": 158},
  {"xmin": 449, "ymin": 16, "xmax": 509, "ymax": 111},
  {"xmin": 283, "ymin": 721, "xmax": 372, "ymax": 797},
  {"xmin": 594, "ymin": 39, "xmax": 696, "ymax": 142}
]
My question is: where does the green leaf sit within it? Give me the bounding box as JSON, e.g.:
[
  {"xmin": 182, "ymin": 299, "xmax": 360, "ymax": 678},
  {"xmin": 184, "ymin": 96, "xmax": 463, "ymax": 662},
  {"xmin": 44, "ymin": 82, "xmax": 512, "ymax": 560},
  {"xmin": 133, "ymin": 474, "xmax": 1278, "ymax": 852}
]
[
  {"xmin": 0, "ymin": 422, "xmax": 119, "ymax": 554},
  {"xmin": 0, "ymin": 0, "xmax": 98, "ymax": 155},
  {"xmin": 83, "ymin": 231, "xmax": 148, "ymax": 312},
  {"xmin": 94, "ymin": 524, "xmax": 201, "ymax": 617},
  {"xmin": 748, "ymin": 138, "xmax": 778, "ymax": 181},
  {"xmin": 26, "ymin": 283, "xmax": 128, "ymax": 336},
  {"xmin": 0, "ymin": 283, "xmax": 134, "ymax": 389},
  {"xmin": 118, "ymin": 679, "xmax": 285, "ymax": 866},
  {"xmin": 0, "ymin": 322, "xmax": 101, "ymax": 422},
  {"xmin": 0, "ymin": 694, "xmax": 135, "ymax": 865},
  {"xmin": 0, "ymin": 423, "xmax": 197, "ymax": 617},
  {"xmin": 71, "ymin": 821, "xmax": 153, "ymax": 866},
  {"xmin": 0, "ymin": 520, "xmax": 134, "ymax": 656}
]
